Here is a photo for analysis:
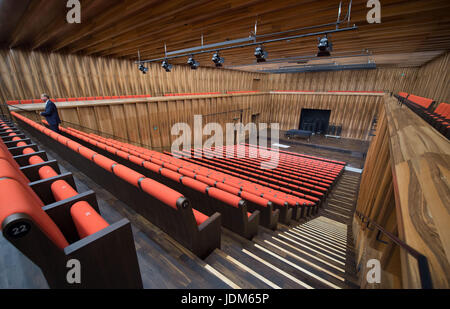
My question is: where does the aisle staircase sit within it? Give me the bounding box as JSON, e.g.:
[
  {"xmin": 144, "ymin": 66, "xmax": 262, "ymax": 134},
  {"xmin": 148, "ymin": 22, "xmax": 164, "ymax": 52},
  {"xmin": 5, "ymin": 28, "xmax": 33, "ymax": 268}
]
[{"xmin": 204, "ymin": 171, "xmax": 362, "ymax": 289}]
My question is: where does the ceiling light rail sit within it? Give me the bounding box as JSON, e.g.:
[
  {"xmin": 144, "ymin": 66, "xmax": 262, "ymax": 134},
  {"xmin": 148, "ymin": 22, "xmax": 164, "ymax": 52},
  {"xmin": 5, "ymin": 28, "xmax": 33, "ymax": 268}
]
[
  {"xmin": 136, "ymin": 25, "xmax": 357, "ymax": 65},
  {"xmin": 135, "ymin": 1, "xmax": 355, "ymax": 69}
]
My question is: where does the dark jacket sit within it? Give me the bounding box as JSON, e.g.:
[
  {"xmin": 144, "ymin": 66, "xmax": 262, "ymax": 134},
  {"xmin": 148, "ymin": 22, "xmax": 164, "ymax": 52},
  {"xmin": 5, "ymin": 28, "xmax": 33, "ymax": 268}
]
[{"xmin": 40, "ymin": 100, "xmax": 61, "ymax": 126}]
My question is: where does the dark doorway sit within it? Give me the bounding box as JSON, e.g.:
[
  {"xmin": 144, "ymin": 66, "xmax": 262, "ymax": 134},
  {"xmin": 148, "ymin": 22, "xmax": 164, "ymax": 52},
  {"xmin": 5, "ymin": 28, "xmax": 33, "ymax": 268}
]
[{"xmin": 299, "ymin": 109, "xmax": 331, "ymax": 134}]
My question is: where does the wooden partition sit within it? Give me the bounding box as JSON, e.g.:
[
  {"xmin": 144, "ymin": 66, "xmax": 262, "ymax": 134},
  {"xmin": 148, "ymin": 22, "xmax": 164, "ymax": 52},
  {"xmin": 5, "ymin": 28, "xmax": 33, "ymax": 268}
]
[
  {"xmin": 352, "ymin": 104, "xmax": 401, "ymax": 288},
  {"xmin": 13, "ymin": 93, "xmax": 271, "ymax": 151},
  {"xmin": 354, "ymin": 95, "xmax": 450, "ymax": 288},
  {"xmin": 268, "ymin": 92, "xmax": 384, "ymax": 140}
]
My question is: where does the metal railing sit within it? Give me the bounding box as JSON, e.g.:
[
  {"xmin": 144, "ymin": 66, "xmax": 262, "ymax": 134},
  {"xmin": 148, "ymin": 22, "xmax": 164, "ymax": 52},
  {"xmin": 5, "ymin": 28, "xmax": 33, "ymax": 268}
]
[{"xmin": 355, "ymin": 210, "xmax": 433, "ymax": 289}]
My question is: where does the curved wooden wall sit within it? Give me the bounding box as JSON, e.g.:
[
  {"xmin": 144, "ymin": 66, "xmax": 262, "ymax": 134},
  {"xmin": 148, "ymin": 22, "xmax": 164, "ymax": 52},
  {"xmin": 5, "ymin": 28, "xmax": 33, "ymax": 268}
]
[{"xmin": 0, "ymin": 49, "xmax": 267, "ymax": 103}]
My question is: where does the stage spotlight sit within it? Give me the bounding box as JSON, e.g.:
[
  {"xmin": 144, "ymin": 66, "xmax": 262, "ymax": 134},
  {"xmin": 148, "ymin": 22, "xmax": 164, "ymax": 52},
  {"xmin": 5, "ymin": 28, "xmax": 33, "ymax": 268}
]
[
  {"xmin": 317, "ymin": 35, "xmax": 332, "ymax": 57},
  {"xmin": 162, "ymin": 60, "xmax": 172, "ymax": 72},
  {"xmin": 254, "ymin": 46, "xmax": 268, "ymax": 62},
  {"xmin": 187, "ymin": 56, "xmax": 199, "ymax": 69},
  {"xmin": 138, "ymin": 64, "xmax": 149, "ymax": 74},
  {"xmin": 212, "ymin": 52, "xmax": 225, "ymax": 67}
]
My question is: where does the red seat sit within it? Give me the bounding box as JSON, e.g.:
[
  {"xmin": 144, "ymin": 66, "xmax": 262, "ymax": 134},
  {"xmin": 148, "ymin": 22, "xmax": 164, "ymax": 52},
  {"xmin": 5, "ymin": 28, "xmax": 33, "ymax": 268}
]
[
  {"xmin": 0, "ymin": 177, "xmax": 69, "ymax": 249},
  {"xmin": 93, "ymin": 155, "xmax": 117, "ymax": 172},
  {"xmin": 70, "ymin": 201, "xmax": 109, "ymax": 238},
  {"xmin": 192, "ymin": 209, "xmax": 209, "ymax": 226},
  {"xmin": 139, "ymin": 178, "xmax": 183, "ymax": 209},
  {"xmin": 112, "ymin": 164, "xmax": 145, "ymax": 187},
  {"xmin": 51, "ymin": 180, "xmax": 79, "ymax": 201}
]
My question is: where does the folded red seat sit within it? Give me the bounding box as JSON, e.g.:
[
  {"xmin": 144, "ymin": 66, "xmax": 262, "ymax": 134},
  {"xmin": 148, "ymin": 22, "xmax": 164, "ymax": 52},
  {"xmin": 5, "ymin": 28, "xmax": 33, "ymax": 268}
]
[
  {"xmin": 70, "ymin": 201, "xmax": 110, "ymax": 238},
  {"xmin": 51, "ymin": 179, "xmax": 79, "ymax": 201},
  {"xmin": 0, "ymin": 177, "xmax": 69, "ymax": 249}
]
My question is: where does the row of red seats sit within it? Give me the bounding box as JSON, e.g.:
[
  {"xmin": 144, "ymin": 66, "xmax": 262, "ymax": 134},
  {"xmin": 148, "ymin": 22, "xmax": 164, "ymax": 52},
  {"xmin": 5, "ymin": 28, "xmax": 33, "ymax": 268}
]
[
  {"xmin": 327, "ymin": 91, "xmax": 384, "ymax": 94},
  {"xmin": 395, "ymin": 93, "xmax": 449, "ymax": 139},
  {"xmin": 186, "ymin": 146, "xmax": 333, "ymax": 191},
  {"xmin": 60, "ymin": 126, "xmax": 290, "ymax": 225},
  {"xmin": 1, "ymin": 121, "xmax": 109, "ymax": 247},
  {"xmin": 164, "ymin": 92, "xmax": 222, "ymax": 96},
  {"xmin": 178, "ymin": 148, "xmax": 327, "ymax": 199},
  {"xmin": 272, "ymin": 90, "xmax": 384, "ymax": 94},
  {"xmin": 217, "ymin": 144, "xmax": 342, "ymax": 177},
  {"xmin": 407, "ymin": 94, "xmax": 434, "ymax": 110},
  {"xmin": 56, "ymin": 126, "xmax": 261, "ymax": 238},
  {"xmin": 423, "ymin": 103, "xmax": 450, "ymax": 138},
  {"xmin": 6, "ymin": 91, "xmax": 262, "ymax": 105},
  {"xmin": 6, "ymin": 95, "xmax": 153, "ymax": 105},
  {"xmin": 62, "ymin": 127, "xmax": 309, "ymax": 224},
  {"xmin": 243, "ymin": 143, "xmax": 346, "ymax": 167},
  {"xmin": 1, "ymin": 118, "xmax": 143, "ymax": 288},
  {"xmin": 14, "ymin": 113, "xmax": 224, "ymax": 258},
  {"xmin": 17, "ymin": 114, "xmax": 205, "ymax": 220},
  {"xmin": 227, "ymin": 91, "xmax": 260, "ymax": 94}
]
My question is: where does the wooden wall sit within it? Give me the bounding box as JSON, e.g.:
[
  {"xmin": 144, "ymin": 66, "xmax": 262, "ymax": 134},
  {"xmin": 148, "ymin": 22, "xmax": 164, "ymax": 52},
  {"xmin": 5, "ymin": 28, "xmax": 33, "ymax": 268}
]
[
  {"xmin": 384, "ymin": 97, "xmax": 450, "ymax": 289},
  {"xmin": 0, "ymin": 49, "xmax": 267, "ymax": 103},
  {"xmin": 354, "ymin": 96, "xmax": 450, "ymax": 289},
  {"xmin": 411, "ymin": 52, "xmax": 450, "ymax": 103},
  {"xmin": 16, "ymin": 94, "xmax": 271, "ymax": 151},
  {"xmin": 353, "ymin": 104, "xmax": 402, "ymax": 288},
  {"xmin": 266, "ymin": 67, "xmax": 419, "ymax": 93},
  {"xmin": 268, "ymin": 93, "xmax": 384, "ymax": 140}
]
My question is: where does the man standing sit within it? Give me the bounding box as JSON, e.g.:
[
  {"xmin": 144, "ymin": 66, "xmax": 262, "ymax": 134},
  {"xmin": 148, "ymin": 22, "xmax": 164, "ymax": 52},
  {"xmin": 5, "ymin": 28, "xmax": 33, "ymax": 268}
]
[{"xmin": 40, "ymin": 94, "xmax": 61, "ymax": 133}]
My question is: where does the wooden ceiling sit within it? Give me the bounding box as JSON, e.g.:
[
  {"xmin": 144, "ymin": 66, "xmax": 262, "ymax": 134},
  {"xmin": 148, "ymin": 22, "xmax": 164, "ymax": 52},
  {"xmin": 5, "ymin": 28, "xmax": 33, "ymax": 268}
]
[{"xmin": 0, "ymin": 0, "xmax": 449, "ymax": 71}]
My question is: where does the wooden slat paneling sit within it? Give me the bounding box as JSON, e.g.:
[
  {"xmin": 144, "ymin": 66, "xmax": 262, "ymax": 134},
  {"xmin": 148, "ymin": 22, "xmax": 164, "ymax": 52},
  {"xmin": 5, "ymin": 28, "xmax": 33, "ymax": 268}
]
[
  {"xmin": 0, "ymin": 49, "xmax": 268, "ymax": 104},
  {"xmin": 411, "ymin": 52, "xmax": 450, "ymax": 103},
  {"xmin": 267, "ymin": 92, "xmax": 383, "ymax": 140}
]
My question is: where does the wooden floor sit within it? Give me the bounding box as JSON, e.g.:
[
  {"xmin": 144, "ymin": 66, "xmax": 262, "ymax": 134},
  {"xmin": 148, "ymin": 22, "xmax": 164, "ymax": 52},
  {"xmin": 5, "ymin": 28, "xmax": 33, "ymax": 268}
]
[{"xmin": 0, "ymin": 127, "xmax": 363, "ymax": 289}]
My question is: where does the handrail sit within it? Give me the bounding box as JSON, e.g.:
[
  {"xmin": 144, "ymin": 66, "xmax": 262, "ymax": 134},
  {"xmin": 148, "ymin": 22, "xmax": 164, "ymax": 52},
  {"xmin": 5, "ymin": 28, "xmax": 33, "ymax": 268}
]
[{"xmin": 355, "ymin": 210, "xmax": 433, "ymax": 289}]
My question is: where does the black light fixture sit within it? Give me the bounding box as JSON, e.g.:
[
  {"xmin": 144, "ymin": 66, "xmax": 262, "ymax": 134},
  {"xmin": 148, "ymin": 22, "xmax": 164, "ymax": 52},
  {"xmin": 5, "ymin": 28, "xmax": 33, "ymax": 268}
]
[
  {"xmin": 187, "ymin": 56, "xmax": 199, "ymax": 69},
  {"xmin": 317, "ymin": 35, "xmax": 332, "ymax": 57},
  {"xmin": 138, "ymin": 64, "xmax": 149, "ymax": 74},
  {"xmin": 162, "ymin": 59, "xmax": 172, "ymax": 72},
  {"xmin": 212, "ymin": 52, "xmax": 224, "ymax": 67},
  {"xmin": 254, "ymin": 46, "xmax": 268, "ymax": 62}
]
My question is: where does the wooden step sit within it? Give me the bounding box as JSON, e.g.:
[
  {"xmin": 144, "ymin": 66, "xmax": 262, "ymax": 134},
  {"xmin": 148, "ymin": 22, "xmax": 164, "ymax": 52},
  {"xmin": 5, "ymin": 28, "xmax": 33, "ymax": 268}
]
[
  {"xmin": 220, "ymin": 230, "xmax": 313, "ymax": 288},
  {"xmin": 205, "ymin": 249, "xmax": 278, "ymax": 289}
]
